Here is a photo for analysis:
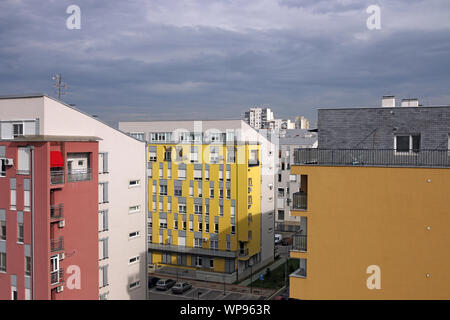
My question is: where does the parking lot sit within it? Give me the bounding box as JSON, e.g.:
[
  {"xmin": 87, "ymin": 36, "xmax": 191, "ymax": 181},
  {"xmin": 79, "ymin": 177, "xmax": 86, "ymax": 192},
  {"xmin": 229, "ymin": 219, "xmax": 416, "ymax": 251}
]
[{"xmin": 148, "ymin": 278, "xmax": 270, "ymax": 300}]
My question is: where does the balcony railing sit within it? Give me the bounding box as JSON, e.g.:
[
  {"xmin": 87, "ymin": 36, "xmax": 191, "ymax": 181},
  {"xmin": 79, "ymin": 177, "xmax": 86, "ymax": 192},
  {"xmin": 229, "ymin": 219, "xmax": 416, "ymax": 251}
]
[
  {"xmin": 239, "ymin": 248, "xmax": 249, "ymax": 257},
  {"xmin": 292, "ymin": 234, "xmax": 307, "ymax": 252},
  {"xmin": 50, "ymin": 268, "xmax": 64, "ymax": 285},
  {"xmin": 292, "ymin": 192, "xmax": 307, "ymax": 210},
  {"xmin": 294, "ymin": 148, "xmax": 450, "ymax": 168},
  {"xmin": 148, "ymin": 242, "xmax": 237, "ymax": 258},
  {"xmin": 50, "ymin": 204, "xmax": 64, "ymax": 220},
  {"xmin": 50, "ymin": 237, "xmax": 64, "ymax": 253},
  {"xmin": 292, "ymin": 267, "xmax": 306, "ymax": 278},
  {"xmin": 67, "ymin": 168, "xmax": 92, "ymax": 182},
  {"xmin": 50, "ymin": 169, "xmax": 64, "ymax": 185}
]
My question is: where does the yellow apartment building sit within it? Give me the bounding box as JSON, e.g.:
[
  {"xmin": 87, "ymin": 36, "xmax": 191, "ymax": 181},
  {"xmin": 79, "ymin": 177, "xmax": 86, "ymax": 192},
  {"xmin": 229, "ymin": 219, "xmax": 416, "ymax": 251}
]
[{"xmin": 289, "ymin": 148, "xmax": 450, "ymax": 299}]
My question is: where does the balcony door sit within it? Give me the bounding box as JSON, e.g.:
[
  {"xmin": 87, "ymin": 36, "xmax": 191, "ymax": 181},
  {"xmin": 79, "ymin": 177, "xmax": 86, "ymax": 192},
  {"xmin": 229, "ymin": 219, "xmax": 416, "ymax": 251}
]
[{"xmin": 50, "ymin": 255, "xmax": 60, "ymax": 284}]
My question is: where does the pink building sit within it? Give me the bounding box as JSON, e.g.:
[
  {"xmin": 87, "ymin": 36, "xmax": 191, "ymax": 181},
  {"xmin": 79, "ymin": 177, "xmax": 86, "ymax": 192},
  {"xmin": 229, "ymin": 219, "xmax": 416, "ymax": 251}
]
[{"xmin": 0, "ymin": 136, "xmax": 99, "ymax": 299}]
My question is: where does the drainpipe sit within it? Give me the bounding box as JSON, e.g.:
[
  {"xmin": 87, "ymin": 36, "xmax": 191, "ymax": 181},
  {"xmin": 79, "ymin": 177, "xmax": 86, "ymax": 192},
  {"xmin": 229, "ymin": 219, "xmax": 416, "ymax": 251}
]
[{"xmin": 30, "ymin": 146, "xmax": 35, "ymax": 300}]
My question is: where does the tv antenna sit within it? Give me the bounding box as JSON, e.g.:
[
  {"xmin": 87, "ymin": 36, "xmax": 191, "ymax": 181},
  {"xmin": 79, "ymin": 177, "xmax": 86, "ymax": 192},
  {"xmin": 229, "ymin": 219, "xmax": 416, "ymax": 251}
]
[{"xmin": 52, "ymin": 74, "xmax": 68, "ymax": 100}]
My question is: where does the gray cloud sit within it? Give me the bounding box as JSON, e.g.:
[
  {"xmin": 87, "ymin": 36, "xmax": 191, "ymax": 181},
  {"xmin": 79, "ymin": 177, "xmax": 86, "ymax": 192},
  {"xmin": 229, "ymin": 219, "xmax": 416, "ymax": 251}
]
[{"xmin": 0, "ymin": 0, "xmax": 449, "ymax": 126}]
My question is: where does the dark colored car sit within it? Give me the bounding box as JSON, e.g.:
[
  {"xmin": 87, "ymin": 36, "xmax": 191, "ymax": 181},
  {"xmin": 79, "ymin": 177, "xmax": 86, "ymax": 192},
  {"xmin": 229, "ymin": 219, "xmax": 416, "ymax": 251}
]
[
  {"xmin": 171, "ymin": 282, "xmax": 192, "ymax": 294},
  {"xmin": 156, "ymin": 278, "xmax": 176, "ymax": 291},
  {"xmin": 148, "ymin": 276, "xmax": 160, "ymax": 289}
]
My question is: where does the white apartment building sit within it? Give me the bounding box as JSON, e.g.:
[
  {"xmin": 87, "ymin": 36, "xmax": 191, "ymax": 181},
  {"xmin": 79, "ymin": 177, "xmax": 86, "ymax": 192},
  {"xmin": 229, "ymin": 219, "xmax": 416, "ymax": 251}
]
[
  {"xmin": 244, "ymin": 107, "xmax": 274, "ymax": 130},
  {"xmin": 275, "ymin": 129, "xmax": 317, "ymax": 234},
  {"xmin": 294, "ymin": 116, "xmax": 310, "ymax": 129},
  {"xmin": 0, "ymin": 94, "xmax": 147, "ymax": 300}
]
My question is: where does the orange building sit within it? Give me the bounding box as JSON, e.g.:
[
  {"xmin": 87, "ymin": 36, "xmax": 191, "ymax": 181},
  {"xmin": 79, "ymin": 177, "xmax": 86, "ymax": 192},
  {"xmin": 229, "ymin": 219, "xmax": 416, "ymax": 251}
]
[{"xmin": 289, "ymin": 148, "xmax": 450, "ymax": 299}]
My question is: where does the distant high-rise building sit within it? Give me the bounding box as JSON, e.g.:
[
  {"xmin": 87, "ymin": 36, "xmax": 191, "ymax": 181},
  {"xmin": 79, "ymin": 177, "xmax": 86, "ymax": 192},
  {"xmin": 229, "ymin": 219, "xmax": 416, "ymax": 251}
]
[
  {"xmin": 244, "ymin": 107, "xmax": 274, "ymax": 130},
  {"xmin": 294, "ymin": 116, "xmax": 310, "ymax": 130}
]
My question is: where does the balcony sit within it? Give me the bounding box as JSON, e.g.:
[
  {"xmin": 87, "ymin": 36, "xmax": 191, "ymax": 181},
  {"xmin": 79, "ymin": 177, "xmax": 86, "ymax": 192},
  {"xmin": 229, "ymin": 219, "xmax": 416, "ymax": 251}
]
[
  {"xmin": 50, "ymin": 204, "xmax": 64, "ymax": 220},
  {"xmin": 292, "ymin": 233, "xmax": 307, "ymax": 252},
  {"xmin": 292, "ymin": 192, "xmax": 307, "ymax": 210},
  {"xmin": 239, "ymin": 248, "xmax": 249, "ymax": 257},
  {"xmin": 67, "ymin": 168, "xmax": 92, "ymax": 182},
  {"xmin": 50, "ymin": 169, "xmax": 64, "ymax": 185},
  {"xmin": 148, "ymin": 242, "xmax": 237, "ymax": 258},
  {"xmin": 50, "ymin": 237, "xmax": 64, "ymax": 253},
  {"xmin": 50, "ymin": 268, "xmax": 64, "ymax": 286},
  {"xmin": 294, "ymin": 148, "xmax": 450, "ymax": 168}
]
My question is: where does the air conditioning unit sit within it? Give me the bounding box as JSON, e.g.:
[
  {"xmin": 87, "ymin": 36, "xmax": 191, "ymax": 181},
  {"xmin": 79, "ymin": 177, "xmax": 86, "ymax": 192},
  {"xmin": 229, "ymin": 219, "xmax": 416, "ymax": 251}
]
[
  {"xmin": 58, "ymin": 220, "xmax": 65, "ymax": 228},
  {"xmin": 5, "ymin": 158, "xmax": 13, "ymax": 166},
  {"xmin": 56, "ymin": 286, "xmax": 64, "ymax": 293},
  {"xmin": 59, "ymin": 252, "xmax": 65, "ymax": 260}
]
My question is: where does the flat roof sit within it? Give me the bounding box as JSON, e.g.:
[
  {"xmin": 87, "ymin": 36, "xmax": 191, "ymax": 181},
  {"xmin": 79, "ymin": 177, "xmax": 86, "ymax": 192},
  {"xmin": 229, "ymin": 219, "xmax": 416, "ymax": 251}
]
[
  {"xmin": 318, "ymin": 105, "xmax": 450, "ymax": 111},
  {"xmin": 3, "ymin": 135, "xmax": 102, "ymax": 142}
]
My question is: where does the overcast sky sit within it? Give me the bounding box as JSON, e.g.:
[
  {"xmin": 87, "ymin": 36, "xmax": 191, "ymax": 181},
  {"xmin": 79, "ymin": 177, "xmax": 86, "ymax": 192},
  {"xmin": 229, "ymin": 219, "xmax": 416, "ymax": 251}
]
[{"xmin": 1, "ymin": 0, "xmax": 449, "ymax": 126}]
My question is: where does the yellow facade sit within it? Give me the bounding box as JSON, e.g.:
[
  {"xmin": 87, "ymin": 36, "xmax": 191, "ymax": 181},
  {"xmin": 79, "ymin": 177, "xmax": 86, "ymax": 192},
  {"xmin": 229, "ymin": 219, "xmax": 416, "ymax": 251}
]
[
  {"xmin": 289, "ymin": 165, "xmax": 450, "ymax": 300},
  {"xmin": 148, "ymin": 143, "xmax": 261, "ymax": 275}
]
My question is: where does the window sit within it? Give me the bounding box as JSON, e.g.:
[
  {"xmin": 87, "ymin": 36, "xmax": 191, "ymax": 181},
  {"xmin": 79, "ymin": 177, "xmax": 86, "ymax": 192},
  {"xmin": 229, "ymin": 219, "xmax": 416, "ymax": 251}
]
[
  {"xmin": 164, "ymin": 147, "xmax": 172, "ymax": 162},
  {"xmin": 205, "ymin": 204, "xmax": 209, "ymax": 215},
  {"xmin": 249, "ymin": 149, "xmax": 258, "ymax": 166},
  {"xmin": 174, "ymin": 220, "xmax": 178, "ymax": 230},
  {"xmin": 210, "ymin": 187, "xmax": 214, "ymax": 198},
  {"xmin": 198, "ymin": 185, "xmax": 202, "ymax": 197},
  {"xmin": 226, "ymin": 169, "xmax": 230, "ymax": 181},
  {"xmin": 0, "ymin": 159, "xmax": 6, "ymax": 177},
  {"xmin": 129, "ymin": 205, "xmax": 140, "ymax": 214},
  {"xmin": 219, "ymin": 205, "xmax": 223, "ymax": 216},
  {"xmin": 198, "ymin": 222, "xmax": 202, "ymax": 232},
  {"xmin": 130, "ymin": 132, "xmax": 145, "ymax": 141},
  {"xmin": 17, "ymin": 148, "xmax": 30, "ymax": 174},
  {"xmin": 209, "ymin": 259, "xmax": 214, "ymax": 268},
  {"xmin": 179, "ymin": 203, "xmax": 186, "ymax": 214},
  {"xmin": 13, "ymin": 123, "xmax": 23, "ymax": 137},
  {"xmin": 129, "ymin": 180, "xmax": 140, "ymax": 187},
  {"xmin": 194, "ymin": 204, "xmax": 202, "ymax": 214},
  {"xmin": 395, "ymin": 135, "xmax": 420, "ymax": 153},
  {"xmin": 278, "ymin": 188, "xmax": 285, "ymax": 197},
  {"xmin": 25, "ymin": 256, "xmax": 31, "ymax": 276},
  {"xmin": 190, "ymin": 148, "xmax": 199, "ymax": 163},
  {"xmin": 278, "ymin": 210, "xmax": 285, "ymax": 221},
  {"xmin": 189, "ymin": 221, "xmax": 193, "ymax": 231},
  {"xmin": 129, "ymin": 256, "xmax": 140, "ymax": 265},
  {"xmin": 210, "ymin": 146, "xmax": 219, "ymax": 163},
  {"xmin": 219, "ymin": 189, "xmax": 223, "ymax": 198},
  {"xmin": 0, "ymin": 220, "xmax": 6, "ymax": 240},
  {"xmin": 289, "ymin": 175, "xmax": 297, "ymax": 182},
  {"xmin": 205, "ymin": 169, "xmax": 209, "ymax": 180},
  {"xmin": 149, "ymin": 150, "xmax": 157, "ymax": 162},
  {"xmin": 194, "ymin": 238, "xmax": 202, "ymax": 248},
  {"xmin": 194, "ymin": 169, "xmax": 202, "ymax": 180},
  {"xmin": 219, "ymin": 170, "xmax": 223, "ymax": 181},
  {"xmin": 215, "ymin": 223, "xmax": 219, "ymax": 234},
  {"xmin": 129, "ymin": 280, "xmax": 141, "ymax": 289},
  {"xmin": 231, "ymin": 225, "xmax": 235, "ymax": 234},
  {"xmin": 172, "ymin": 183, "xmax": 182, "ymax": 197},
  {"xmin": 205, "ymin": 222, "xmax": 209, "ymax": 232},
  {"xmin": 226, "ymin": 188, "xmax": 231, "ymax": 199},
  {"xmin": 17, "ymin": 222, "xmax": 24, "ymax": 243},
  {"xmin": 0, "ymin": 252, "xmax": 6, "ymax": 272},
  {"xmin": 159, "ymin": 218, "xmax": 167, "ymax": 229},
  {"xmin": 10, "ymin": 190, "xmax": 16, "ymax": 210},
  {"xmin": 182, "ymin": 221, "xmax": 186, "ymax": 231},
  {"xmin": 24, "ymin": 190, "xmax": 30, "ymax": 211},
  {"xmin": 278, "ymin": 174, "xmax": 282, "ymax": 182},
  {"xmin": 178, "ymin": 168, "xmax": 186, "ymax": 180},
  {"xmin": 159, "ymin": 168, "xmax": 163, "ymax": 178},
  {"xmin": 99, "ymin": 152, "xmax": 109, "ymax": 174},
  {"xmin": 189, "ymin": 185, "xmax": 193, "ymax": 197},
  {"xmin": 159, "ymin": 185, "xmax": 167, "ymax": 195},
  {"xmin": 129, "ymin": 231, "xmax": 140, "ymax": 239},
  {"xmin": 99, "ymin": 182, "xmax": 109, "ymax": 204},
  {"xmin": 227, "ymin": 147, "xmax": 235, "ymax": 163},
  {"xmin": 210, "ymin": 240, "xmax": 218, "ymax": 250}
]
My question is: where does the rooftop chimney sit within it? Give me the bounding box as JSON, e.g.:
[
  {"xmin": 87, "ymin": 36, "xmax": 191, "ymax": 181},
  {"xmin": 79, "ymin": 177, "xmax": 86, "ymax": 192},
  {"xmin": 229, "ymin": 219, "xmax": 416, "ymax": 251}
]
[
  {"xmin": 401, "ymin": 98, "xmax": 419, "ymax": 107},
  {"xmin": 382, "ymin": 96, "xmax": 395, "ymax": 108}
]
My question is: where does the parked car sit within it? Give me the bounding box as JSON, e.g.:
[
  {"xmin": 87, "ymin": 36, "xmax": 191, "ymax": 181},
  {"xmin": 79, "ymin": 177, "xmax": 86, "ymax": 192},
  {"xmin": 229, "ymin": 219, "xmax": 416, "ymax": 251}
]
[
  {"xmin": 156, "ymin": 278, "xmax": 176, "ymax": 291},
  {"xmin": 148, "ymin": 276, "xmax": 160, "ymax": 289},
  {"xmin": 172, "ymin": 282, "xmax": 192, "ymax": 294},
  {"xmin": 275, "ymin": 234, "xmax": 282, "ymax": 244}
]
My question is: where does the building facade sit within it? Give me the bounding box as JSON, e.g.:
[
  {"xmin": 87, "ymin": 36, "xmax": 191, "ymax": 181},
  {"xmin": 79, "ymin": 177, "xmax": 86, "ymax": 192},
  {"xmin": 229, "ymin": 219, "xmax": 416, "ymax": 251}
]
[
  {"xmin": 119, "ymin": 120, "xmax": 275, "ymax": 283},
  {"xmin": 0, "ymin": 136, "xmax": 99, "ymax": 300},
  {"xmin": 275, "ymin": 130, "xmax": 317, "ymax": 234},
  {"xmin": 0, "ymin": 95, "xmax": 147, "ymax": 300},
  {"xmin": 244, "ymin": 108, "xmax": 274, "ymax": 130},
  {"xmin": 289, "ymin": 102, "xmax": 450, "ymax": 299}
]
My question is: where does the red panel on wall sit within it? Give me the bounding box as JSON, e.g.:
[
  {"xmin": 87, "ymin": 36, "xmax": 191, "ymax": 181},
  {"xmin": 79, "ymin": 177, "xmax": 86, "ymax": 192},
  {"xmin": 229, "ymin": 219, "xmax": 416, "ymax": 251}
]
[{"xmin": 50, "ymin": 151, "xmax": 64, "ymax": 167}]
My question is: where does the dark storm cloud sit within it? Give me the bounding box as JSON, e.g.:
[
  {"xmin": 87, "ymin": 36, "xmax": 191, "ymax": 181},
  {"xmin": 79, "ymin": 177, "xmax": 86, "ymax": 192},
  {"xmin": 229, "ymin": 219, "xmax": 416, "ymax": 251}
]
[{"xmin": 0, "ymin": 0, "xmax": 449, "ymax": 125}]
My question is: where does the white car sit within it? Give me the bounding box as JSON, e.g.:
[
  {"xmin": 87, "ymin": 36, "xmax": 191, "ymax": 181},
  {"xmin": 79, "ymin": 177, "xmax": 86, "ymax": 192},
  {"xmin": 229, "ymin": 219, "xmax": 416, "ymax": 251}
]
[{"xmin": 275, "ymin": 234, "xmax": 282, "ymax": 244}]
